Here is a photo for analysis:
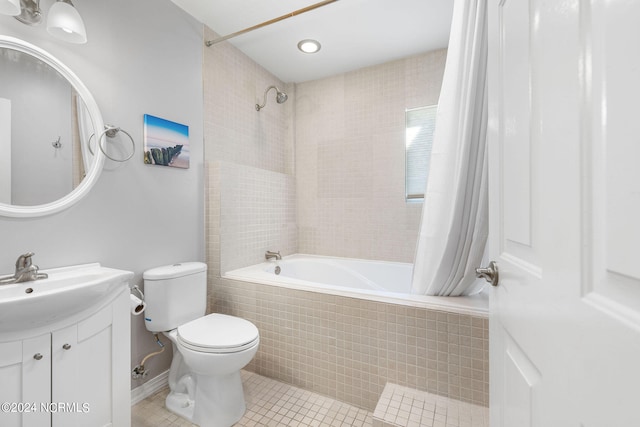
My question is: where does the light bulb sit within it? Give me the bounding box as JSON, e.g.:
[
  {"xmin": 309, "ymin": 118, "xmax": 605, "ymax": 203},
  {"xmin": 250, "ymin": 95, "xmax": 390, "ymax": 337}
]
[{"xmin": 297, "ymin": 39, "xmax": 321, "ymax": 54}]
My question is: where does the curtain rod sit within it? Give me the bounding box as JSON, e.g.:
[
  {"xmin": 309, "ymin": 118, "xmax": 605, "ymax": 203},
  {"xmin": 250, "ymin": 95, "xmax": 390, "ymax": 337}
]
[{"xmin": 204, "ymin": 0, "xmax": 339, "ymax": 47}]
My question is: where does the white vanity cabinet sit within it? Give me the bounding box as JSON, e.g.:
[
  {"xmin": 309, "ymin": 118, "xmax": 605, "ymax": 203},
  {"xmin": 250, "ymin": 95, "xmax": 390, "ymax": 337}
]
[
  {"xmin": 0, "ymin": 333, "xmax": 51, "ymax": 427},
  {"xmin": 0, "ymin": 288, "xmax": 130, "ymax": 427}
]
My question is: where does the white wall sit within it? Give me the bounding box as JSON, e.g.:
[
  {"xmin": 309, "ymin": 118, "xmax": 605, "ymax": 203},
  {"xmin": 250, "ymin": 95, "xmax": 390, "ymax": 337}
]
[{"xmin": 0, "ymin": 0, "xmax": 204, "ymax": 388}]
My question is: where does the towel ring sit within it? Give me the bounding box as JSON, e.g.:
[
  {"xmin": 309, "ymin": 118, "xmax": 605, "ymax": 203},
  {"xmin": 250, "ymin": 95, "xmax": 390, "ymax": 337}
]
[{"xmin": 88, "ymin": 124, "xmax": 135, "ymax": 162}]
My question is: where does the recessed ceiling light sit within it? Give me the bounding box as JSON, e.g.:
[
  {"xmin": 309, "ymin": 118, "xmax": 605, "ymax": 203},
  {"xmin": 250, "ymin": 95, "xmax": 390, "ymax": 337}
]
[{"xmin": 297, "ymin": 39, "xmax": 321, "ymax": 54}]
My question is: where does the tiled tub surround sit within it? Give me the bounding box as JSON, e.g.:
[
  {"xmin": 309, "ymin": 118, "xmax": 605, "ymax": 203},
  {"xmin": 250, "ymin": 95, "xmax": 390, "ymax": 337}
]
[
  {"xmin": 295, "ymin": 49, "xmax": 447, "ymax": 263},
  {"xmin": 201, "ymin": 23, "xmax": 485, "ymax": 418},
  {"xmin": 211, "ymin": 277, "xmax": 489, "ymax": 412},
  {"xmin": 204, "ymin": 23, "xmax": 448, "ymax": 273},
  {"xmin": 220, "ymin": 162, "xmax": 297, "ymax": 274}
]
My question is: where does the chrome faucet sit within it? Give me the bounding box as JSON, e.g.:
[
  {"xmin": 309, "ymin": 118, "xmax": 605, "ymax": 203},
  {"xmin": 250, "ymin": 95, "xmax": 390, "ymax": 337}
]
[
  {"xmin": 0, "ymin": 252, "xmax": 48, "ymax": 284},
  {"xmin": 265, "ymin": 250, "xmax": 282, "ymax": 261}
]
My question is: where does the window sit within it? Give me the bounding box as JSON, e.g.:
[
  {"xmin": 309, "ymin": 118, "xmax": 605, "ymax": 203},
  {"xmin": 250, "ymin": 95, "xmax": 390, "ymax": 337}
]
[{"xmin": 405, "ymin": 105, "xmax": 437, "ymax": 201}]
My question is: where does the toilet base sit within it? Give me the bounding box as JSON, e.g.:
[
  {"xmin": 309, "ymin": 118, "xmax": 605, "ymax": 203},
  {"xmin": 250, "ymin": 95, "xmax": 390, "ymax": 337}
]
[
  {"xmin": 165, "ymin": 390, "xmax": 195, "ymax": 422},
  {"xmin": 165, "ymin": 371, "xmax": 246, "ymax": 427},
  {"xmin": 192, "ymin": 370, "xmax": 246, "ymax": 427}
]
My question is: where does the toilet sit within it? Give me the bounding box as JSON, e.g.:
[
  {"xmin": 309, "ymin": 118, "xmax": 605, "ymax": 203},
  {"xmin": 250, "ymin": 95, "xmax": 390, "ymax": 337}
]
[{"xmin": 143, "ymin": 262, "xmax": 259, "ymax": 427}]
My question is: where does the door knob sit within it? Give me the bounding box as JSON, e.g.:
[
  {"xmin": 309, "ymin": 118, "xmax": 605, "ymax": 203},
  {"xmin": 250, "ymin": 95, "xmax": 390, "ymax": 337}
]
[{"xmin": 476, "ymin": 261, "xmax": 499, "ymax": 287}]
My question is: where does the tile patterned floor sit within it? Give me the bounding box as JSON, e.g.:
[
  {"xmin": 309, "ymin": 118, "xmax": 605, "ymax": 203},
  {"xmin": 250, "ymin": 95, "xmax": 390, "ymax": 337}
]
[
  {"xmin": 372, "ymin": 384, "xmax": 489, "ymax": 427},
  {"xmin": 132, "ymin": 370, "xmax": 373, "ymax": 427},
  {"xmin": 132, "ymin": 371, "xmax": 489, "ymax": 427}
]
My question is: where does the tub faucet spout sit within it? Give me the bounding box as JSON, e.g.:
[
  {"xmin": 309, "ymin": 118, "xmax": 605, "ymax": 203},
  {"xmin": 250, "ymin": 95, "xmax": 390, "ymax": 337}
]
[{"xmin": 265, "ymin": 251, "xmax": 282, "ymax": 261}]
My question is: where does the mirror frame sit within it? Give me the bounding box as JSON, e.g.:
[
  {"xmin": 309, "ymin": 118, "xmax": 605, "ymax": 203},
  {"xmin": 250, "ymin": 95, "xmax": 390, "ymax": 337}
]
[{"xmin": 0, "ymin": 35, "xmax": 105, "ymax": 218}]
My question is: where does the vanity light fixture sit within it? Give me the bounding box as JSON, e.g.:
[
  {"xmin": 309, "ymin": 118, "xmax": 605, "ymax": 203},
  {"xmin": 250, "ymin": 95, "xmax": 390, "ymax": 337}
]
[
  {"xmin": 297, "ymin": 39, "xmax": 321, "ymax": 54},
  {"xmin": 0, "ymin": 0, "xmax": 20, "ymax": 16},
  {"xmin": 0, "ymin": 0, "xmax": 87, "ymax": 44},
  {"xmin": 46, "ymin": 0, "xmax": 87, "ymax": 44}
]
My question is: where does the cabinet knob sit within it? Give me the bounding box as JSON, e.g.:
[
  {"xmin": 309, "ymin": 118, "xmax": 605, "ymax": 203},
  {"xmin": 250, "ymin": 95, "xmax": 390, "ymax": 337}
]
[
  {"xmin": 62, "ymin": 343, "xmax": 71, "ymax": 350},
  {"xmin": 33, "ymin": 353, "xmax": 43, "ymax": 360}
]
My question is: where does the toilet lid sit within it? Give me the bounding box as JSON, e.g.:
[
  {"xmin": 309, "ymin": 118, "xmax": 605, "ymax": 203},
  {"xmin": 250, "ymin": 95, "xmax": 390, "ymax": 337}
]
[{"xmin": 177, "ymin": 313, "xmax": 259, "ymax": 353}]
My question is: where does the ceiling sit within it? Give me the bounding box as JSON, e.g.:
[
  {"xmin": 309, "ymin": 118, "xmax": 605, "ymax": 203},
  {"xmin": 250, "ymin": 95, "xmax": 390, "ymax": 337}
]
[{"xmin": 170, "ymin": 0, "xmax": 454, "ymax": 83}]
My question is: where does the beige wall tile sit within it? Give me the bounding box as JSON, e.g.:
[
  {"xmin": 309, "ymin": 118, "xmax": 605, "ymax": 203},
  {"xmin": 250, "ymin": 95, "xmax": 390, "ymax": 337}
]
[
  {"xmin": 213, "ymin": 278, "xmax": 488, "ymax": 411},
  {"xmin": 295, "ymin": 50, "xmax": 447, "ymax": 262}
]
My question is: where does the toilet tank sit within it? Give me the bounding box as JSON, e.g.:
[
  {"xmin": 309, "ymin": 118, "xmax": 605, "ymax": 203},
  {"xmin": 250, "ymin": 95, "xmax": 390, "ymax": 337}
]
[{"xmin": 143, "ymin": 262, "xmax": 207, "ymax": 333}]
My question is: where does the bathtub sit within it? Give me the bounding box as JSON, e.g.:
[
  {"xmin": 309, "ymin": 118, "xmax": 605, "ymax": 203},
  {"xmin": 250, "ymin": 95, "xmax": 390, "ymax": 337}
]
[{"xmin": 223, "ymin": 254, "xmax": 488, "ymax": 316}]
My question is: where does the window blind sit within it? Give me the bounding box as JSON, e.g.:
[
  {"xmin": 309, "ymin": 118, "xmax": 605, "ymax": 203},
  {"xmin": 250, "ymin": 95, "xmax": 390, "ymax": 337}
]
[{"xmin": 405, "ymin": 105, "xmax": 437, "ymax": 201}]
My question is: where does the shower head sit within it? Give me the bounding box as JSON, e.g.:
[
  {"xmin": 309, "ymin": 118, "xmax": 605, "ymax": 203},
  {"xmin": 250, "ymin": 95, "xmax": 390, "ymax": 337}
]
[
  {"xmin": 256, "ymin": 85, "xmax": 288, "ymax": 111},
  {"xmin": 276, "ymin": 91, "xmax": 288, "ymax": 104}
]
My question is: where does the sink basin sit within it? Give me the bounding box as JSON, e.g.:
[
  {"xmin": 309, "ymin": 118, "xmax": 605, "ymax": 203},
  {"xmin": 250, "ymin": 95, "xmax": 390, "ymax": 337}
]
[{"xmin": 0, "ymin": 263, "xmax": 133, "ymax": 333}]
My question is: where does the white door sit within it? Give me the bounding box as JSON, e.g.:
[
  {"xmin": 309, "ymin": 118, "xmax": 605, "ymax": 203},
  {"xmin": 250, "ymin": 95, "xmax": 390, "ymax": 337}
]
[{"xmin": 487, "ymin": 0, "xmax": 640, "ymax": 425}]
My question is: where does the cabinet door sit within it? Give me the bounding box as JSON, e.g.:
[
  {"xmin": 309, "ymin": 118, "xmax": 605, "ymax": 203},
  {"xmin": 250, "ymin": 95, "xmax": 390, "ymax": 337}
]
[
  {"xmin": 51, "ymin": 290, "xmax": 130, "ymax": 427},
  {"xmin": 0, "ymin": 334, "xmax": 51, "ymax": 427},
  {"xmin": 52, "ymin": 304, "xmax": 113, "ymax": 427}
]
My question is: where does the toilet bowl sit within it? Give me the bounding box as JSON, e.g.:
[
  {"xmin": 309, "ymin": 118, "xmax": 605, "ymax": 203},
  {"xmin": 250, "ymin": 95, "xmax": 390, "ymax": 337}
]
[{"xmin": 143, "ymin": 262, "xmax": 260, "ymax": 427}]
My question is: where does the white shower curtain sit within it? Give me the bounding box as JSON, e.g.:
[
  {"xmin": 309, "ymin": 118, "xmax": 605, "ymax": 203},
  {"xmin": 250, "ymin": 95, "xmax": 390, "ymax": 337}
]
[
  {"xmin": 76, "ymin": 95, "xmax": 94, "ymax": 172},
  {"xmin": 0, "ymin": 98, "xmax": 11, "ymax": 204},
  {"xmin": 411, "ymin": 0, "xmax": 488, "ymax": 296}
]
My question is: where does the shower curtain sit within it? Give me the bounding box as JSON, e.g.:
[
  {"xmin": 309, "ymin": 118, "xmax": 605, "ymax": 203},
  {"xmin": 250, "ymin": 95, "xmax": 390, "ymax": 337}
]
[
  {"xmin": 76, "ymin": 94, "xmax": 93, "ymax": 173},
  {"xmin": 411, "ymin": 0, "xmax": 488, "ymax": 296},
  {"xmin": 0, "ymin": 98, "xmax": 11, "ymax": 204}
]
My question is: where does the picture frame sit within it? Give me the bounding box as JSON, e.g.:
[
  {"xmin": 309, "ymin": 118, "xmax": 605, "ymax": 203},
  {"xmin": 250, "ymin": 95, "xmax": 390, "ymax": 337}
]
[{"xmin": 143, "ymin": 114, "xmax": 189, "ymax": 168}]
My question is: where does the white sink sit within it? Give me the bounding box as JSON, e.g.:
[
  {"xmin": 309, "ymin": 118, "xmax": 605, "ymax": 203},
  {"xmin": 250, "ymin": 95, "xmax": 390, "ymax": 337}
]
[{"xmin": 0, "ymin": 263, "xmax": 133, "ymax": 333}]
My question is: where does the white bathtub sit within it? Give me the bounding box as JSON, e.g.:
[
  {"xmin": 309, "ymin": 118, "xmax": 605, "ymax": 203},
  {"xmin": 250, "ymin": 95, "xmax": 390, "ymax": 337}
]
[{"xmin": 223, "ymin": 254, "xmax": 488, "ymax": 316}]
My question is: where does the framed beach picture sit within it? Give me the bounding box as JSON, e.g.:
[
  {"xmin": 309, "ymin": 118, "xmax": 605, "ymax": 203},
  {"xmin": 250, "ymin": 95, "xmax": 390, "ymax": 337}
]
[{"xmin": 143, "ymin": 114, "xmax": 189, "ymax": 168}]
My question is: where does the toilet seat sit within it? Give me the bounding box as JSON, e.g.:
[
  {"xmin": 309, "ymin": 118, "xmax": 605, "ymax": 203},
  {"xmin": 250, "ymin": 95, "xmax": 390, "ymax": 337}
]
[{"xmin": 177, "ymin": 313, "xmax": 259, "ymax": 354}]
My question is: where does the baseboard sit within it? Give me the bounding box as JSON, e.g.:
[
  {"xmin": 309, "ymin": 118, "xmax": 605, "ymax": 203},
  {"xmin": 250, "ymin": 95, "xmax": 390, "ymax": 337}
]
[{"xmin": 130, "ymin": 370, "xmax": 169, "ymax": 406}]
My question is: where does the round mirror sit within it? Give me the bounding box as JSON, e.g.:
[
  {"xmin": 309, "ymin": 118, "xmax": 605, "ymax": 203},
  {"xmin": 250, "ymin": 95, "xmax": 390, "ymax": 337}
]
[{"xmin": 0, "ymin": 36, "xmax": 105, "ymax": 218}]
